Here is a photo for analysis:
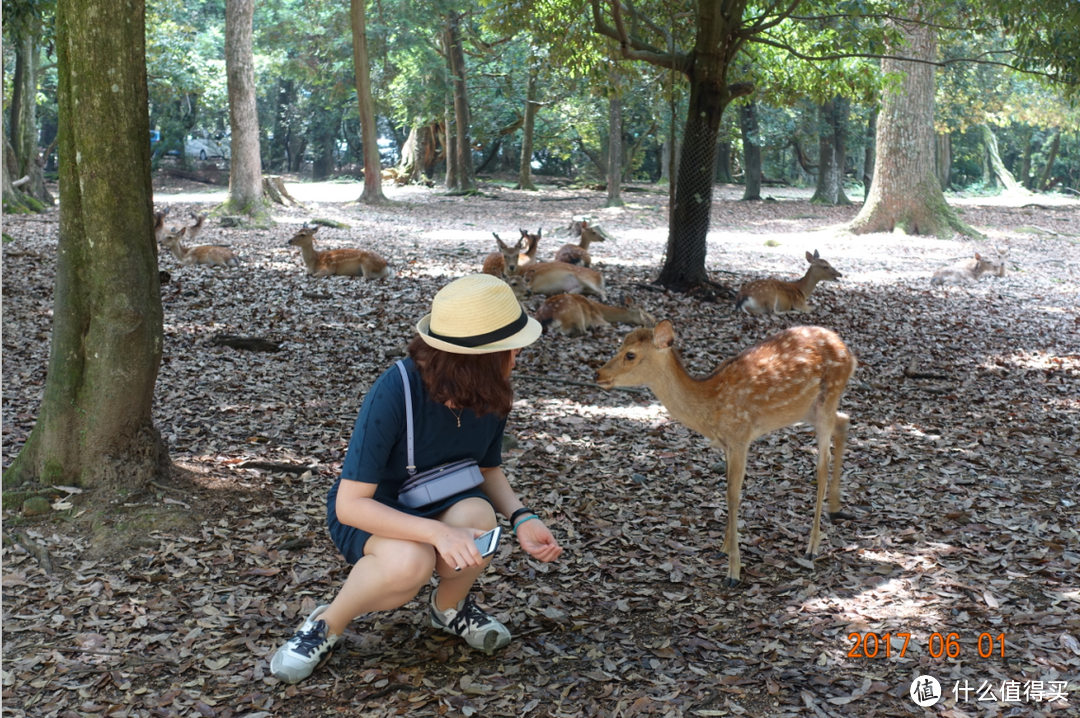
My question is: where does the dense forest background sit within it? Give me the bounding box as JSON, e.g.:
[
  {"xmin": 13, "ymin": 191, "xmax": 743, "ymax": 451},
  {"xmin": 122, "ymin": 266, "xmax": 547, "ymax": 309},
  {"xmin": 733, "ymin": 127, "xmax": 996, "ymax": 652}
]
[{"xmin": 4, "ymin": 0, "xmax": 1079, "ymax": 207}]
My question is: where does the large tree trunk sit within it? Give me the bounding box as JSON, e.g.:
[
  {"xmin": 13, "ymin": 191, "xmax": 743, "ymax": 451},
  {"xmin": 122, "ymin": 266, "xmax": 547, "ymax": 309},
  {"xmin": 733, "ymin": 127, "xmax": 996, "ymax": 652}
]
[
  {"xmin": 224, "ymin": 0, "xmax": 266, "ymax": 217},
  {"xmin": 850, "ymin": 9, "xmax": 978, "ymax": 238},
  {"xmin": 517, "ymin": 67, "xmax": 540, "ymax": 191},
  {"xmin": 810, "ymin": 98, "xmax": 851, "ymax": 205},
  {"xmin": 606, "ymin": 75, "xmax": 624, "ymax": 207},
  {"xmin": 740, "ymin": 101, "xmax": 762, "ymax": 201},
  {"xmin": 445, "ymin": 13, "xmax": 476, "ymax": 194},
  {"xmin": 352, "ymin": 0, "xmax": 387, "ymax": 203},
  {"xmin": 7, "ymin": 0, "xmax": 168, "ymax": 490},
  {"xmin": 935, "ymin": 132, "xmax": 951, "ymax": 190}
]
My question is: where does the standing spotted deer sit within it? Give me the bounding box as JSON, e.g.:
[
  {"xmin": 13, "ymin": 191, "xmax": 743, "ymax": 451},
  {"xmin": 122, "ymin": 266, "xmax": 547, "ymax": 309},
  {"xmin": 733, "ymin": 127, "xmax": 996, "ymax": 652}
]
[
  {"xmin": 287, "ymin": 225, "xmax": 392, "ymax": 279},
  {"xmin": 534, "ymin": 295, "xmax": 655, "ymax": 337},
  {"xmin": 735, "ymin": 250, "xmax": 842, "ymax": 315},
  {"xmin": 154, "ymin": 211, "xmax": 240, "ymax": 268},
  {"xmin": 596, "ymin": 322, "xmax": 856, "ymax": 587}
]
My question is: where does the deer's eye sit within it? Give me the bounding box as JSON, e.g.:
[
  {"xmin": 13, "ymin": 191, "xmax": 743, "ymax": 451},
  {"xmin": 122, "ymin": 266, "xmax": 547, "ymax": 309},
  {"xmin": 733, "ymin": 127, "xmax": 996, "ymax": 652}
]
[{"xmin": 625, "ymin": 352, "xmax": 636, "ymax": 361}]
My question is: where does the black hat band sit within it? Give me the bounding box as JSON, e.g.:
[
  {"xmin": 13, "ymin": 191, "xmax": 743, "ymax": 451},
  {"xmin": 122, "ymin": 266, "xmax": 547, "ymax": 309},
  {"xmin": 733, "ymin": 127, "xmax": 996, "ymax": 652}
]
[{"xmin": 427, "ymin": 309, "xmax": 528, "ymax": 348}]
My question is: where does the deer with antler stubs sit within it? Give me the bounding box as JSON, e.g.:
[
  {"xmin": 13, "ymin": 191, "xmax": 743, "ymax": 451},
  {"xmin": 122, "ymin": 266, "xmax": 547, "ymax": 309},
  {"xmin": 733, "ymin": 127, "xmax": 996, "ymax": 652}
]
[
  {"xmin": 482, "ymin": 233, "xmax": 527, "ymax": 277},
  {"xmin": 154, "ymin": 211, "xmax": 240, "ymax": 268},
  {"xmin": 735, "ymin": 250, "xmax": 842, "ymax": 315},
  {"xmin": 596, "ymin": 321, "xmax": 856, "ymax": 587},
  {"xmin": 287, "ymin": 224, "xmax": 392, "ymax": 279}
]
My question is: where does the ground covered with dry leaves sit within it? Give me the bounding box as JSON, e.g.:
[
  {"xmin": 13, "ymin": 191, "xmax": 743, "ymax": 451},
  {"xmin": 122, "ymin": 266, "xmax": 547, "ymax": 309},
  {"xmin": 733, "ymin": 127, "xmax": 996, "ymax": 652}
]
[{"xmin": 3, "ymin": 177, "xmax": 1079, "ymax": 718}]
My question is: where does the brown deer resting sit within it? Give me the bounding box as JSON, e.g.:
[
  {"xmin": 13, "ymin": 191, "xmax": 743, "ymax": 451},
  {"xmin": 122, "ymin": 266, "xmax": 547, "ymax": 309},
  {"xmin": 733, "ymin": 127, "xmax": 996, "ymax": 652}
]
[
  {"xmin": 554, "ymin": 220, "xmax": 605, "ymax": 267},
  {"xmin": 154, "ymin": 211, "xmax": 240, "ymax": 268},
  {"xmin": 735, "ymin": 250, "xmax": 842, "ymax": 315},
  {"xmin": 287, "ymin": 225, "xmax": 391, "ymax": 279},
  {"xmin": 518, "ymin": 228, "xmax": 542, "ymax": 268},
  {"xmin": 534, "ymin": 295, "xmax": 656, "ymax": 337},
  {"xmin": 596, "ymin": 321, "xmax": 856, "ymax": 587},
  {"xmin": 482, "ymin": 233, "xmax": 526, "ymax": 277},
  {"xmin": 518, "ymin": 261, "xmax": 606, "ymax": 301},
  {"xmin": 930, "ymin": 252, "xmax": 1006, "ymax": 286}
]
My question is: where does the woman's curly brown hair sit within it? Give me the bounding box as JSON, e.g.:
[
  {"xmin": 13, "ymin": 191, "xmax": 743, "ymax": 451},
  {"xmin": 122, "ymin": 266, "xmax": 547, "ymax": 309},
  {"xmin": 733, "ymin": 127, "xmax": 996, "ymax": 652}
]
[{"xmin": 407, "ymin": 336, "xmax": 514, "ymax": 417}]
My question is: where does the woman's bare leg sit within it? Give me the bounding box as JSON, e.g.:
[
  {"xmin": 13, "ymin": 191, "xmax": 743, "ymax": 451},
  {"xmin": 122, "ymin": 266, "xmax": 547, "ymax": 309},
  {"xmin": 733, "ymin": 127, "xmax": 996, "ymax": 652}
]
[{"xmin": 431, "ymin": 497, "xmax": 498, "ymax": 610}]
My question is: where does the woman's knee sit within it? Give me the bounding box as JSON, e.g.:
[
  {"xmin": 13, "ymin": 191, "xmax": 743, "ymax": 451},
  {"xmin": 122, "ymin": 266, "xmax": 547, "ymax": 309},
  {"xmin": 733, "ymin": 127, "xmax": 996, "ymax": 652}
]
[
  {"xmin": 439, "ymin": 498, "xmax": 497, "ymax": 530},
  {"xmin": 368, "ymin": 539, "xmax": 436, "ymax": 590}
]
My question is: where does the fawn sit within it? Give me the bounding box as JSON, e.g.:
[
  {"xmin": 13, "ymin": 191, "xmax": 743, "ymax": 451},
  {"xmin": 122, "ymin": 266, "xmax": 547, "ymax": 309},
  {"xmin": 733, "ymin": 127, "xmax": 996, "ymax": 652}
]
[
  {"xmin": 287, "ymin": 225, "xmax": 392, "ymax": 279},
  {"xmin": 735, "ymin": 250, "xmax": 842, "ymax": 315},
  {"xmin": 930, "ymin": 251, "xmax": 1006, "ymax": 286},
  {"xmin": 554, "ymin": 220, "xmax": 605, "ymax": 267},
  {"xmin": 535, "ymin": 295, "xmax": 656, "ymax": 337},
  {"xmin": 482, "ymin": 233, "xmax": 527, "ymax": 277},
  {"xmin": 518, "ymin": 261, "xmax": 606, "ymax": 301},
  {"xmin": 596, "ymin": 321, "xmax": 856, "ymax": 587},
  {"xmin": 154, "ymin": 211, "xmax": 240, "ymax": 268}
]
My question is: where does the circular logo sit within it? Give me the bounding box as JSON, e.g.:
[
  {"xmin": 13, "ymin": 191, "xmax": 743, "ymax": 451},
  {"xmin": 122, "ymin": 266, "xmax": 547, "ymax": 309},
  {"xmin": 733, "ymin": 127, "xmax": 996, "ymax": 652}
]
[{"xmin": 910, "ymin": 675, "xmax": 942, "ymax": 707}]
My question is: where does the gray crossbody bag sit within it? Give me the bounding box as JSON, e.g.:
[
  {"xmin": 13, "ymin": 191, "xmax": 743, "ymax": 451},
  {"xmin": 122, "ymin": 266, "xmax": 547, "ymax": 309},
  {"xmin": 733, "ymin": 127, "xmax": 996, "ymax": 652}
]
[{"xmin": 395, "ymin": 361, "xmax": 485, "ymax": 509}]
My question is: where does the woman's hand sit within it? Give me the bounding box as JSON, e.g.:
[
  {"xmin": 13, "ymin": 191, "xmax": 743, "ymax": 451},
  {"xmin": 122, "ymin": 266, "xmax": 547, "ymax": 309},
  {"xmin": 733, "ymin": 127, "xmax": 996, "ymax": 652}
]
[
  {"xmin": 431, "ymin": 524, "xmax": 486, "ymax": 570},
  {"xmin": 515, "ymin": 519, "xmax": 563, "ymax": 563}
]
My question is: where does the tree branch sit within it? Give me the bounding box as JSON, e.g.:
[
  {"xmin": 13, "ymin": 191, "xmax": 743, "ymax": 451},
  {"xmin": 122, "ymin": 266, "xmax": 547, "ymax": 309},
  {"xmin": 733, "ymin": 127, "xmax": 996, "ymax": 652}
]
[
  {"xmin": 590, "ymin": 0, "xmax": 685, "ymax": 72},
  {"xmin": 742, "ymin": 0, "xmax": 803, "ymax": 37}
]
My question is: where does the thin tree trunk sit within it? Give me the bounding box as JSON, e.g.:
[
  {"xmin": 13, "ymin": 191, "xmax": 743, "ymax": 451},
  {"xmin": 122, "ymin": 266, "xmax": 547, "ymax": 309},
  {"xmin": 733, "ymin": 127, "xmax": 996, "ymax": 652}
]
[
  {"xmin": 740, "ymin": 101, "xmax": 762, "ymax": 201},
  {"xmin": 715, "ymin": 140, "xmax": 732, "ymax": 183},
  {"xmin": 270, "ymin": 79, "xmax": 294, "ymax": 172},
  {"xmin": 517, "ymin": 67, "xmax": 539, "ymax": 191},
  {"xmin": 863, "ymin": 108, "xmax": 878, "ymax": 200},
  {"xmin": 1019, "ymin": 127, "xmax": 1034, "ymax": 190},
  {"xmin": 352, "ymin": 0, "xmax": 387, "ymax": 203},
  {"xmin": 935, "ymin": 132, "xmax": 951, "ymax": 190},
  {"xmin": 224, "ymin": 0, "xmax": 265, "ymax": 216},
  {"xmin": 11, "ymin": 30, "xmax": 53, "ymax": 207},
  {"xmin": 1038, "ymin": 130, "xmax": 1060, "ymax": 192},
  {"xmin": 849, "ymin": 8, "xmax": 978, "ymax": 238},
  {"xmin": 445, "ymin": 13, "xmax": 476, "ymax": 194},
  {"xmin": 660, "ymin": 138, "xmax": 681, "ymax": 184},
  {"xmin": 980, "ymin": 124, "xmax": 1026, "ymax": 193},
  {"xmin": 8, "ymin": 0, "xmax": 168, "ymax": 490},
  {"xmin": 810, "ymin": 98, "xmax": 851, "ymax": 205},
  {"xmin": 606, "ymin": 74, "xmax": 624, "ymax": 208},
  {"xmin": 444, "ymin": 100, "xmax": 457, "ymax": 188}
]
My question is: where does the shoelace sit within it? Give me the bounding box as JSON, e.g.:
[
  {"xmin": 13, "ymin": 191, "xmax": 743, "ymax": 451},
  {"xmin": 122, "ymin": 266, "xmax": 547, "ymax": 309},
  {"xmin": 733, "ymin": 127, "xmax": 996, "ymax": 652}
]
[
  {"xmin": 290, "ymin": 620, "xmax": 329, "ymax": 657},
  {"xmin": 446, "ymin": 597, "xmax": 491, "ymax": 633}
]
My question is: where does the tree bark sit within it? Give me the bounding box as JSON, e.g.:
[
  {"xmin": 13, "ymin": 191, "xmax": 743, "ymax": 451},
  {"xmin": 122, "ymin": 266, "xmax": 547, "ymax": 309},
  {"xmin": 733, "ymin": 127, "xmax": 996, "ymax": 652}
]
[
  {"xmin": 740, "ymin": 101, "xmax": 762, "ymax": 201},
  {"xmin": 224, "ymin": 0, "xmax": 266, "ymax": 217},
  {"xmin": 1019, "ymin": 127, "xmax": 1034, "ymax": 190},
  {"xmin": 980, "ymin": 124, "xmax": 1026, "ymax": 193},
  {"xmin": 7, "ymin": 0, "xmax": 168, "ymax": 490},
  {"xmin": 1038, "ymin": 130, "xmax": 1060, "ymax": 192},
  {"xmin": 849, "ymin": 9, "xmax": 978, "ymax": 238},
  {"xmin": 659, "ymin": 138, "xmax": 681, "ymax": 184},
  {"xmin": 935, "ymin": 132, "xmax": 951, "ymax": 190},
  {"xmin": 444, "ymin": 100, "xmax": 457, "ymax": 188},
  {"xmin": 715, "ymin": 140, "xmax": 732, "ymax": 183},
  {"xmin": 606, "ymin": 73, "xmax": 624, "ymax": 207},
  {"xmin": 810, "ymin": 98, "xmax": 851, "ymax": 205},
  {"xmin": 352, "ymin": 0, "xmax": 387, "ymax": 203},
  {"xmin": 445, "ymin": 13, "xmax": 476, "ymax": 194},
  {"xmin": 10, "ymin": 29, "xmax": 54, "ymax": 208},
  {"xmin": 269, "ymin": 79, "xmax": 295, "ymax": 172},
  {"xmin": 517, "ymin": 67, "xmax": 540, "ymax": 191}
]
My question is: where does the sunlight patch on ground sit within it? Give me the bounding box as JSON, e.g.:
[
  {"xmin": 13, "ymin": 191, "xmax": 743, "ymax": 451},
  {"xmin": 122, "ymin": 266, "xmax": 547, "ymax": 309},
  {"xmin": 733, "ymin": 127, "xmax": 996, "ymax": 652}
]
[{"xmin": 518, "ymin": 396, "xmax": 667, "ymax": 423}]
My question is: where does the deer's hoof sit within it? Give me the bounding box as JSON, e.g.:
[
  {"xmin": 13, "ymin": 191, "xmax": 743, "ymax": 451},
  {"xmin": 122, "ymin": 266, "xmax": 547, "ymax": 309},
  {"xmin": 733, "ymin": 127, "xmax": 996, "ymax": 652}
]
[
  {"xmin": 805, "ymin": 551, "xmax": 818, "ymax": 561},
  {"xmin": 722, "ymin": 577, "xmax": 742, "ymax": 589},
  {"xmin": 829, "ymin": 510, "xmax": 857, "ymax": 521}
]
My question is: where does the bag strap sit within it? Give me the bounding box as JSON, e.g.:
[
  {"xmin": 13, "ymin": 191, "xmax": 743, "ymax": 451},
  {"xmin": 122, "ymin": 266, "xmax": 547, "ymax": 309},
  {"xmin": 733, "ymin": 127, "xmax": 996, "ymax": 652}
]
[{"xmin": 395, "ymin": 361, "xmax": 417, "ymax": 477}]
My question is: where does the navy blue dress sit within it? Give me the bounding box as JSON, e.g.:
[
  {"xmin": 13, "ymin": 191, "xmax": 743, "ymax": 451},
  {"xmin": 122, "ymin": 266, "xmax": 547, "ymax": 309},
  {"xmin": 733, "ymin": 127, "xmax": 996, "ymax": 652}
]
[{"xmin": 327, "ymin": 358, "xmax": 506, "ymax": 563}]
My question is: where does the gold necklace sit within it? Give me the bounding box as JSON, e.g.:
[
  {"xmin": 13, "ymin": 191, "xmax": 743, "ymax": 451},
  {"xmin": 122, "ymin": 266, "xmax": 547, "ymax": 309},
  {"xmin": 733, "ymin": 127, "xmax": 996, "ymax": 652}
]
[{"xmin": 448, "ymin": 405, "xmax": 463, "ymax": 428}]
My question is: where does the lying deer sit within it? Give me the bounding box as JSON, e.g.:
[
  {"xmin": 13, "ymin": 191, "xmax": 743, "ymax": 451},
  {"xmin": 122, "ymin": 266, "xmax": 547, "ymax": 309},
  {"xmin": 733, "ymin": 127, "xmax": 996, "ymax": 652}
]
[
  {"xmin": 518, "ymin": 228, "xmax": 542, "ymax": 268},
  {"xmin": 287, "ymin": 225, "xmax": 392, "ymax": 279},
  {"xmin": 482, "ymin": 233, "xmax": 526, "ymax": 277},
  {"xmin": 596, "ymin": 321, "xmax": 856, "ymax": 587},
  {"xmin": 154, "ymin": 211, "xmax": 240, "ymax": 268},
  {"xmin": 554, "ymin": 220, "xmax": 605, "ymax": 267},
  {"xmin": 735, "ymin": 250, "xmax": 842, "ymax": 315},
  {"xmin": 535, "ymin": 295, "xmax": 656, "ymax": 337},
  {"xmin": 930, "ymin": 251, "xmax": 1006, "ymax": 286},
  {"xmin": 518, "ymin": 261, "xmax": 606, "ymax": 301}
]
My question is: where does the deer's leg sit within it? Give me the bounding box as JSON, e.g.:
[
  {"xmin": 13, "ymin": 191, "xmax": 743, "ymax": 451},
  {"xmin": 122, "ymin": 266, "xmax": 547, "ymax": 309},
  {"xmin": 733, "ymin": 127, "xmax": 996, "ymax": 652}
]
[
  {"xmin": 829, "ymin": 412, "xmax": 855, "ymax": 520},
  {"xmin": 721, "ymin": 447, "xmax": 748, "ymax": 588},
  {"xmin": 807, "ymin": 419, "xmax": 832, "ymax": 560}
]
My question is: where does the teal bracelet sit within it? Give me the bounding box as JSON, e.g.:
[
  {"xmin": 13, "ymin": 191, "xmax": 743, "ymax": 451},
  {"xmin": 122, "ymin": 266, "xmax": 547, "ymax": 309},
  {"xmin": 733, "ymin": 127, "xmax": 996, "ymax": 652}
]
[{"xmin": 512, "ymin": 514, "xmax": 539, "ymax": 534}]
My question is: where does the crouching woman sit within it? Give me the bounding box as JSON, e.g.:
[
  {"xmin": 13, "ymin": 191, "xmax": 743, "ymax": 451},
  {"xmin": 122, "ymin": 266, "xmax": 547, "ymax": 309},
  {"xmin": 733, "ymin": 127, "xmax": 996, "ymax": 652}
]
[{"xmin": 270, "ymin": 274, "xmax": 563, "ymax": 683}]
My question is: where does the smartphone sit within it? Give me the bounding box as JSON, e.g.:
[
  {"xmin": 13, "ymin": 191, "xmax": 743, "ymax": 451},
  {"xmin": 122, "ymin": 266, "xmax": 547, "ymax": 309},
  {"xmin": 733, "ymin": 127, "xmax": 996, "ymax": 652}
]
[{"xmin": 474, "ymin": 526, "xmax": 503, "ymax": 558}]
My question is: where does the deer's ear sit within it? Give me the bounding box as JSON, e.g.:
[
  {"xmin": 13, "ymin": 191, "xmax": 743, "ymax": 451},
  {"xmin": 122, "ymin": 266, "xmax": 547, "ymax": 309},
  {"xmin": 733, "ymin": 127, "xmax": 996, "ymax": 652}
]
[
  {"xmin": 654, "ymin": 320, "xmax": 676, "ymax": 349},
  {"xmin": 975, "ymin": 253, "xmax": 982, "ymax": 260},
  {"xmin": 537, "ymin": 227, "xmax": 542, "ymax": 237},
  {"xmin": 806, "ymin": 250, "xmax": 816, "ymax": 262}
]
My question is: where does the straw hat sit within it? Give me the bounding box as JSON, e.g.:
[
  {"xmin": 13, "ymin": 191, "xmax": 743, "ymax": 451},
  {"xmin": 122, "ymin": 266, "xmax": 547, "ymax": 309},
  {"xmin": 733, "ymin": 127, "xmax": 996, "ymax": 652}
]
[{"xmin": 417, "ymin": 274, "xmax": 542, "ymax": 354}]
